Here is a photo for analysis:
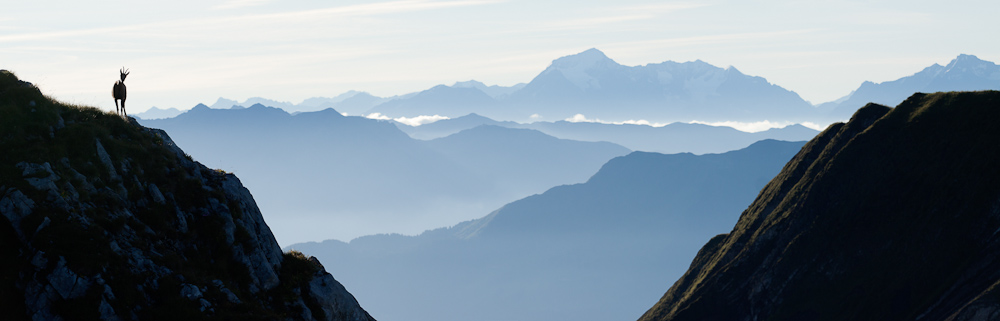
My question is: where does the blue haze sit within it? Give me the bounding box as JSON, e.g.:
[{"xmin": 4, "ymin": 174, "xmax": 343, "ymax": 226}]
[
  {"xmin": 289, "ymin": 140, "xmax": 806, "ymax": 321},
  {"xmin": 139, "ymin": 107, "xmax": 630, "ymax": 243}
]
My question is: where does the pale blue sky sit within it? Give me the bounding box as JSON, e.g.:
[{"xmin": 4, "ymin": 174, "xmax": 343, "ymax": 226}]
[{"xmin": 3, "ymin": 0, "xmax": 998, "ymax": 114}]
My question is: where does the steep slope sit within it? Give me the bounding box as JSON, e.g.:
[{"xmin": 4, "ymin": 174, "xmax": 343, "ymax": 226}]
[
  {"xmin": 290, "ymin": 139, "xmax": 805, "ymax": 321},
  {"xmin": 819, "ymin": 54, "xmax": 1000, "ymax": 121},
  {"xmin": 0, "ymin": 70, "xmax": 374, "ymax": 321},
  {"xmin": 640, "ymin": 91, "xmax": 1000, "ymax": 321}
]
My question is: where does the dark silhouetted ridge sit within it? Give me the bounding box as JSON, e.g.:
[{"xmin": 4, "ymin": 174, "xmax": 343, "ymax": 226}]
[
  {"xmin": 0, "ymin": 70, "xmax": 374, "ymax": 321},
  {"xmin": 640, "ymin": 91, "xmax": 1000, "ymax": 321}
]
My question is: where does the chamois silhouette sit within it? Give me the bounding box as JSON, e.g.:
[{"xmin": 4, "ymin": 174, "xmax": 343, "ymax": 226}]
[{"xmin": 112, "ymin": 68, "xmax": 129, "ymax": 117}]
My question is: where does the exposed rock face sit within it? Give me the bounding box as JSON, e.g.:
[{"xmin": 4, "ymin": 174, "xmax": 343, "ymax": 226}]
[
  {"xmin": 0, "ymin": 70, "xmax": 374, "ymax": 320},
  {"xmin": 638, "ymin": 91, "xmax": 1000, "ymax": 321}
]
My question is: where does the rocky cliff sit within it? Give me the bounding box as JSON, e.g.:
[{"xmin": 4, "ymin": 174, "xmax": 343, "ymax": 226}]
[
  {"xmin": 0, "ymin": 70, "xmax": 374, "ymax": 321},
  {"xmin": 638, "ymin": 91, "xmax": 1000, "ymax": 321}
]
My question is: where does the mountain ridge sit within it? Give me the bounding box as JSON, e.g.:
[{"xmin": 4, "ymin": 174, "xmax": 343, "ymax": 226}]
[
  {"xmin": 819, "ymin": 54, "xmax": 1000, "ymax": 120},
  {"xmin": 139, "ymin": 106, "xmax": 630, "ymax": 243},
  {"xmin": 157, "ymin": 51, "xmax": 998, "ymax": 126},
  {"xmin": 639, "ymin": 90, "xmax": 1000, "ymax": 321},
  {"xmin": 395, "ymin": 112, "xmax": 820, "ymax": 154},
  {"xmin": 288, "ymin": 139, "xmax": 806, "ymax": 321},
  {"xmin": 0, "ymin": 70, "xmax": 374, "ymax": 320}
]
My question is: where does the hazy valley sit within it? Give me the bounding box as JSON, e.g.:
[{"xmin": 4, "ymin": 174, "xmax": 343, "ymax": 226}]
[
  {"xmin": 289, "ymin": 139, "xmax": 805, "ymax": 321},
  {"xmin": 4, "ymin": 48, "xmax": 1000, "ymax": 321}
]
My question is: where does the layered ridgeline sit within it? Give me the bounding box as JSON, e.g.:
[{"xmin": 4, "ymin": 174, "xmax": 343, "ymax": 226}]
[
  {"xmin": 290, "ymin": 139, "xmax": 805, "ymax": 321},
  {"xmin": 0, "ymin": 71, "xmax": 373, "ymax": 321},
  {"xmin": 139, "ymin": 107, "xmax": 629, "ymax": 244},
  {"xmin": 639, "ymin": 91, "xmax": 1000, "ymax": 321},
  {"xmin": 168, "ymin": 49, "xmax": 817, "ymax": 123},
  {"xmin": 395, "ymin": 113, "xmax": 819, "ymax": 154},
  {"xmin": 155, "ymin": 52, "xmax": 999, "ymax": 127}
]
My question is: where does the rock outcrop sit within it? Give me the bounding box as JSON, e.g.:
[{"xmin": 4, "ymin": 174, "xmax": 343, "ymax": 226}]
[
  {"xmin": 0, "ymin": 70, "xmax": 374, "ymax": 321},
  {"xmin": 638, "ymin": 91, "xmax": 1000, "ymax": 321}
]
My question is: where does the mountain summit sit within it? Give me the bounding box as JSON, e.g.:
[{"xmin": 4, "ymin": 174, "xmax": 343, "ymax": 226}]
[
  {"xmin": 0, "ymin": 70, "xmax": 374, "ymax": 320},
  {"xmin": 501, "ymin": 49, "xmax": 815, "ymax": 122},
  {"xmin": 539, "ymin": 48, "xmax": 619, "ymax": 89},
  {"xmin": 820, "ymin": 54, "xmax": 1000, "ymax": 120},
  {"xmin": 639, "ymin": 91, "xmax": 1000, "ymax": 321},
  {"xmin": 367, "ymin": 49, "xmax": 814, "ymax": 123}
]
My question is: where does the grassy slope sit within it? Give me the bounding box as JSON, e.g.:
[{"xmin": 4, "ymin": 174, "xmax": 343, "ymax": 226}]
[
  {"xmin": 0, "ymin": 70, "xmax": 353, "ymax": 320},
  {"xmin": 640, "ymin": 91, "xmax": 1000, "ymax": 321}
]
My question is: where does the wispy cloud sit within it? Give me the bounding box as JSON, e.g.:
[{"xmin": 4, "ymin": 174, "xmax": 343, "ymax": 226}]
[
  {"xmin": 538, "ymin": 3, "xmax": 706, "ymax": 31},
  {"xmin": 613, "ymin": 3, "xmax": 711, "ymax": 12},
  {"xmin": 229, "ymin": 0, "xmax": 506, "ymax": 22},
  {"xmin": 565, "ymin": 114, "xmax": 670, "ymax": 127},
  {"xmin": 0, "ymin": 0, "xmax": 505, "ymax": 43},
  {"xmin": 849, "ymin": 10, "xmax": 933, "ymax": 25},
  {"xmin": 608, "ymin": 29, "xmax": 820, "ymax": 51},
  {"xmin": 213, "ymin": 0, "xmax": 273, "ymax": 10},
  {"xmin": 541, "ymin": 14, "xmax": 658, "ymax": 30},
  {"xmin": 0, "ymin": 25, "xmax": 138, "ymax": 43},
  {"xmin": 365, "ymin": 113, "xmax": 450, "ymax": 126}
]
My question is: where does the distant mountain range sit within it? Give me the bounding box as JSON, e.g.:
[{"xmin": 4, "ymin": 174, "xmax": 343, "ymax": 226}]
[
  {"xmin": 396, "ymin": 113, "xmax": 820, "ymax": 154},
  {"xmin": 452, "ymin": 79, "xmax": 526, "ymax": 98},
  {"xmin": 133, "ymin": 106, "xmax": 182, "ymax": 119},
  {"xmin": 368, "ymin": 48, "xmax": 816, "ymax": 123},
  {"xmin": 174, "ymin": 50, "xmax": 999, "ymax": 125},
  {"xmin": 289, "ymin": 139, "xmax": 805, "ymax": 321},
  {"xmin": 138, "ymin": 106, "xmax": 630, "ymax": 244},
  {"xmin": 639, "ymin": 91, "xmax": 1000, "ymax": 321},
  {"xmin": 196, "ymin": 91, "xmax": 391, "ymax": 116},
  {"xmin": 818, "ymin": 54, "xmax": 1000, "ymax": 120},
  {"xmin": 134, "ymin": 49, "xmax": 1000, "ymax": 245}
]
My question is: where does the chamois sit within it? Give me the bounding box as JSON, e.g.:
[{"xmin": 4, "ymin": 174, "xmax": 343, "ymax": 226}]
[{"xmin": 112, "ymin": 68, "xmax": 129, "ymax": 117}]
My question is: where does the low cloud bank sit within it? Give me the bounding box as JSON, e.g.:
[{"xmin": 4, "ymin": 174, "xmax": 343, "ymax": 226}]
[
  {"xmin": 564, "ymin": 114, "xmax": 670, "ymax": 127},
  {"xmin": 565, "ymin": 114, "xmax": 826, "ymax": 133},
  {"xmin": 366, "ymin": 113, "xmax": 450, "ymax": 126},
  {"xmin": 689, "ymin": 120, "xmax": 826, "ymax": 132}
]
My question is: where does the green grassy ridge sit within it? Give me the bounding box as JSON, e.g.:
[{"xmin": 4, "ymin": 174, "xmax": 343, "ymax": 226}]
[
  {"xmin": 640, "ymin": 91, "xmax": 1000, "ymax": 321},
  {"xmin": 0, "ymin": 70, "xmax": 343, "ymax": 320}
]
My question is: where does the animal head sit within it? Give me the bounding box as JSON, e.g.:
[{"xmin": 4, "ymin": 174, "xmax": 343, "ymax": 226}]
[{"xmin": 119, "ymin": 67, "xmax": 130, "ymax": 82}]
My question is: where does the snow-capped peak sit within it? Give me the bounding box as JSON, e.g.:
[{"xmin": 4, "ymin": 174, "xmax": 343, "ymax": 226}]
[
  {"xmin": 941, "ymin": 54, "xmax": 1000, "ymax": 79},
  {"xmin": 542, "ymin": 48, "xmax": 619, "ymax": 89}
]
